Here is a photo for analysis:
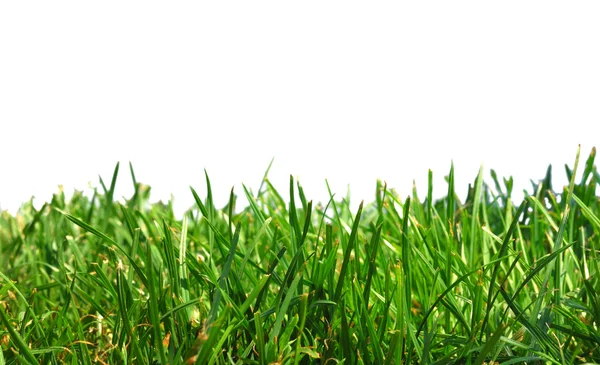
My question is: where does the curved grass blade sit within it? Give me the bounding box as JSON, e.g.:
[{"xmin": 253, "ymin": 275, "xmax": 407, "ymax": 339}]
[{"xmin": 56, "ymin": 208, "xmax": 149, "ymax": 289}]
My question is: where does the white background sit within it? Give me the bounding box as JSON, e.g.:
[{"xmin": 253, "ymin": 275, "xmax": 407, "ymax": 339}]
[{"xmin": 1, "ymin": 2, "xmax": 599, "ymax": 217}]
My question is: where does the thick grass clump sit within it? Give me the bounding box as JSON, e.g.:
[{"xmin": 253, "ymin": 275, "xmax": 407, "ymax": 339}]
[{"xmin": 1, "ymin": 148, "xmax": 599, "ymax": 364}]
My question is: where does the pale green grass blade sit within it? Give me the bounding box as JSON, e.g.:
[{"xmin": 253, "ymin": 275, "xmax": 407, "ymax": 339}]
[
  {"xmin": 179, "ymin": 215, "xmax": 191, "ymax": 317},
  {"xmin": 56, "ymin": 208, "xmax": 117, "ymax": 245},
  {"xmin": 573, "ymin": 194, "xmax": 600, "ymax": 233}
]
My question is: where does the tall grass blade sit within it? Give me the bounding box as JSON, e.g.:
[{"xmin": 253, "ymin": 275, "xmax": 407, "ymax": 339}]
[{"xmin": 334, "ymin": 201, "xmax": 364, "ymax": 303}]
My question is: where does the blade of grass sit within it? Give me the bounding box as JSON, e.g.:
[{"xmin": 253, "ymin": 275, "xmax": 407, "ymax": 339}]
[
  {"xmin": 363, "ymin": 220, "xmax": 383, "ymax": 305},
  {"xmin": 293, "ymin": 293, "xmax": 309, "ymax": 365},
  {"xmin": 473, "ymin": 324, "xmax": 505, "ymax": 365},
  {"xmin": 207, "ymin": 222, "xmax": 241, "ymax": 326},
  {"xmin": 146, "ymin": 237, "xmax": 168, "ymax": 365},
  {"xmin": 334, "ymin": 201, "xmax": 364, "ymax": 303},
  {"xmin": 269, "ymin": 263, "xmax": 305, "ymax": 343}
]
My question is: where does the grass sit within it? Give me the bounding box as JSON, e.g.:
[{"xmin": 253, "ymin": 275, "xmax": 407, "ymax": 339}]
[{"xmin": 1, "ymin": 147, "xmax": 599, "ymax": 364}]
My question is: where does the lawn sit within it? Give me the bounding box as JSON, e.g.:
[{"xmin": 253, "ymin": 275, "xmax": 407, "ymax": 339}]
[{"xmin": 1, "ymin": 147, "xmax": 599, "ymax": 364}]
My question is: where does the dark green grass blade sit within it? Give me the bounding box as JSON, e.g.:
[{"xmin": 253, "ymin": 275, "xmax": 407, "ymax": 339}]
[
  {"xmin": 473, "ymin": 324, "xmax": 504, "ymax": 365},
  {"xmin": 207, "ymin": 222, "xmax": 241, "ymax": 326},
  {"xmin": 193, "ymin": 306, "xmax": 231, "ymax": 365},
  {"xmin": 146, "ymin": 235, "xmax": 168, "ymax": 364},
  {"xmin": 289, "ymin": 175, "xmax": 302, "ymax": 252},
  {"xmin": 340, "ymin": 299, "xmax": 354, "ymax": 363},
  {"xmin": 108, "ymin": 161, "xmax": 120, "ymax": 204},
  {"xmin": 190, "ymin": 185, "xmax": 228, "ymax": 258},
  {"xmin": 129, "ymin": 161, "xmax": 138, "ymax": 189},
  {"xmin": 401, "ymin": 196, "xmax": 412, "ymax": 331},
  {"xmin": 228, "ymin": 187, "xmax": 235, "ymax": 241},
  {"xmin": 98, "ymin": 162, "xmax": 120, "ymax": 213},
  {"xmin": 334, "ymin": 201, "xmax": 364, "ymax": 303},
  {"xmin": 254, "ymin": 310, "xmax": 267, "ymax": 365},
  {"xmin": 363, "ymin": 220, "xmax": 383, "ymax": 305}
]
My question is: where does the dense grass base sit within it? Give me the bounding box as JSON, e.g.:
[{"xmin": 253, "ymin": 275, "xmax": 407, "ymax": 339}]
[{"xmin": 1, "ymin": 148, "xmax": 599, "ymax": 364}]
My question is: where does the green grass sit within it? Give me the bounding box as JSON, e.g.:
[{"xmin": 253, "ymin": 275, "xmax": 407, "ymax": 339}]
[{"xmin": 1, "ymin": 147, "xmax": 599, "ymax": 364}]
